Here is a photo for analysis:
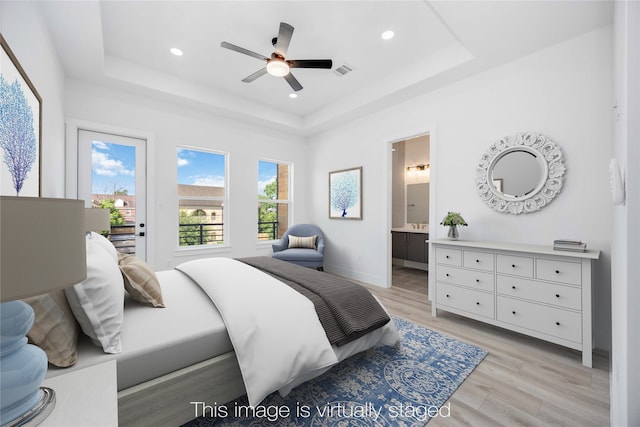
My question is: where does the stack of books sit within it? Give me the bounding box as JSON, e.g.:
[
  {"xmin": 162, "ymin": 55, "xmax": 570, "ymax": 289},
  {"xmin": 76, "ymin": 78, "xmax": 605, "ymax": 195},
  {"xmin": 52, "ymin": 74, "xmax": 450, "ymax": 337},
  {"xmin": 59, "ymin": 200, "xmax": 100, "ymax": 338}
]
[{"xmin": 553, "ymin": 239, "xmax": 587, "ymax": 252}]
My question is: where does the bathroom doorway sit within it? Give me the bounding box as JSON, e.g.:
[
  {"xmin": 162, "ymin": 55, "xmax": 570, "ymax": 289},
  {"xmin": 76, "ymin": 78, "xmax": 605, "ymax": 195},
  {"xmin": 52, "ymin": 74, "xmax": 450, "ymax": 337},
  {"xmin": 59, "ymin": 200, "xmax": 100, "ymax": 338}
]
[{"xmin": 390, "ymin": 134, "xmax": 430, "ymax": 292}]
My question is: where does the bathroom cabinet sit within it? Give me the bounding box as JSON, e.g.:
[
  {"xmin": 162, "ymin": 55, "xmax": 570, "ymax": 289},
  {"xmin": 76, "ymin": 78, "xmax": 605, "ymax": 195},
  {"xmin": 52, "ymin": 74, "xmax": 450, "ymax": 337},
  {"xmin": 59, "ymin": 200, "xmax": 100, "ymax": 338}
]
[{"xmin": 392, "ymin": 231, "xmax": 429, "ymax": 264}]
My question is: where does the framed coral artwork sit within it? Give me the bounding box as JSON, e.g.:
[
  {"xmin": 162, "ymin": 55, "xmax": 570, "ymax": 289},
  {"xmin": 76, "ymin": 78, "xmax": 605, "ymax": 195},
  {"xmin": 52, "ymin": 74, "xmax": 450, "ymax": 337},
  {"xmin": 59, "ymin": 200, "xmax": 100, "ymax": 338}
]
[
  {"xmin": 329, "ymin": 166, "xmax": 362, "ymax": 220},
  {"xmin": 1, "ymin": 34, "xmax": 41, "ymax": 196}
]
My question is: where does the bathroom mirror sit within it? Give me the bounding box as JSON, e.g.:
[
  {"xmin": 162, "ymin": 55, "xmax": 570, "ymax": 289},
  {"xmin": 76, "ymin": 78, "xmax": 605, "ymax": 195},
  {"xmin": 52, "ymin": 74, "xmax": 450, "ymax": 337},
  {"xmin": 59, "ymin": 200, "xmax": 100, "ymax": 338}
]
[
  {"xmin": 407, "ymin": 183, "xmax": 429, "ymax": 224},
  {"xmin": 476, "ymin": 132, "xmax": 566, "ymax": 214}
]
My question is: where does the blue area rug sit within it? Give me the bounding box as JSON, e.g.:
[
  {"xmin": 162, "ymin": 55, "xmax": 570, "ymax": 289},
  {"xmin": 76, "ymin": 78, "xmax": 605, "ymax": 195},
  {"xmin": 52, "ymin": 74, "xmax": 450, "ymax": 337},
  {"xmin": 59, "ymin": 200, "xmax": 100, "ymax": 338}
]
[{"xmin": 183, "ymin": 317, "xmax": 487, "ymax": 426}]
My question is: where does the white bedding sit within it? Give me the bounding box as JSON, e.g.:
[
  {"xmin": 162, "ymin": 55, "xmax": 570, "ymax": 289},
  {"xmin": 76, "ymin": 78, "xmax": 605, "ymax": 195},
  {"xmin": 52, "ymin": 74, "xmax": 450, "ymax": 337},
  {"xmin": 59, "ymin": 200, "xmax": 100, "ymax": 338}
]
[
  {"xmin": 48, "ymin": 258, "xmax": 400, "ymax": 406},
  {"xmin": 176, "ymin": 258, "xmax": 340, "ymax": 406}
]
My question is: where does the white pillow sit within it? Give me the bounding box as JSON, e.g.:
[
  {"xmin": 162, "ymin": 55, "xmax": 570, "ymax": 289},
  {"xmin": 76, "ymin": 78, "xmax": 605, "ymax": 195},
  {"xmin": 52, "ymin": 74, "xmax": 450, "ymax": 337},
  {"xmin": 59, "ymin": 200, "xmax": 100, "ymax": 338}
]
[
  {"xmin": 65, "ymin": 234, "xmax": 124, "ymax": 354},
  {"xmin": 88, "ymin": 231, "xmax": 118, "ymax": 262}
]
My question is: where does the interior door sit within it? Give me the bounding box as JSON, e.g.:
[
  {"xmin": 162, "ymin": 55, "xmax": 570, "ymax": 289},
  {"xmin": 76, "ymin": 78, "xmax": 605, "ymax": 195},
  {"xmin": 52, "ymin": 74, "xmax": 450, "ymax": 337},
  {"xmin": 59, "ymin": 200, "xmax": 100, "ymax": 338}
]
[{"xmin": 77, "ymin": 130, "xmax": 147, "ymax": 259}]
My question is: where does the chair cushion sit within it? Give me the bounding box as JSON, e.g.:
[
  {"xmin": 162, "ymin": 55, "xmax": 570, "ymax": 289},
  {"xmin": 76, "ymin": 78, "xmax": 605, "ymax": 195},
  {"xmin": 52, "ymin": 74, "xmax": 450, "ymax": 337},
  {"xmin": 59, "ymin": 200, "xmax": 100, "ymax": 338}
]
[
  {"xmin": 288, "ymin": 235, "xmax": 317, "ymax": 249},
  {"xmin": 272, "ymin": 248, "xmax": 324, "ymax": 262}
]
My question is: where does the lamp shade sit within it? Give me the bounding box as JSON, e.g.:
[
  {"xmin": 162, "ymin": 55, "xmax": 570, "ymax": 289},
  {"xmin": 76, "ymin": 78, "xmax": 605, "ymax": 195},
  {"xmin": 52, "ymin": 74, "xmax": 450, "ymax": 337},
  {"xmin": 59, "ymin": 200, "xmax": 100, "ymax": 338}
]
[
  {"xmin": 84, "ymin": 208, "xmax": 110, "ymax": 233},
  {"xmin": 0, "ymin": 196, "xmax": 87, "ymax": 301}
]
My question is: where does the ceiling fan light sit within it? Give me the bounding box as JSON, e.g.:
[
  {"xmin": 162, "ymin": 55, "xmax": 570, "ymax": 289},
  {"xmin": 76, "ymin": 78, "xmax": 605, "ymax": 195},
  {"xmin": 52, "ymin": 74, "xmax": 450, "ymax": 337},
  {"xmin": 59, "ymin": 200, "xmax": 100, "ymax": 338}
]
[
  {"xmin": 381, "ymin": 30, "xmax": 395, "ymax": 40},
  {"xmin": 266, "ymin": 59, "xmax": 290, "ymax": 77}
]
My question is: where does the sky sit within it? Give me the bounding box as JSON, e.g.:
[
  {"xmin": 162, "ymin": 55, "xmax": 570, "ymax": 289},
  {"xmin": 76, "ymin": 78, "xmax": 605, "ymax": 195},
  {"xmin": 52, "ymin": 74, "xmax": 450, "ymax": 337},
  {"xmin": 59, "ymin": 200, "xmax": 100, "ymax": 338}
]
[
  {"xmin": 92, "ymin": 143, "xmax": 278, "ymax": 196},
  {"xmin": 92, "ymin": 141, "xmax": 136, "ymax": 195},
  {"xmin": 177, "ymin": 148, "xmax": 225, "ymax": 188}
]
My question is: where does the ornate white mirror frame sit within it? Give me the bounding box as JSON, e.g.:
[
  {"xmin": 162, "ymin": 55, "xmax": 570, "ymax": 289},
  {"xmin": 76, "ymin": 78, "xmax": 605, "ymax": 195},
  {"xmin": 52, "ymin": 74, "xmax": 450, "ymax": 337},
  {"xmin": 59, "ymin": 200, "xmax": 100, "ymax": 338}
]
[{"xmin": 476, "ymin": 132, "xmax": 566, "ymax": 215}]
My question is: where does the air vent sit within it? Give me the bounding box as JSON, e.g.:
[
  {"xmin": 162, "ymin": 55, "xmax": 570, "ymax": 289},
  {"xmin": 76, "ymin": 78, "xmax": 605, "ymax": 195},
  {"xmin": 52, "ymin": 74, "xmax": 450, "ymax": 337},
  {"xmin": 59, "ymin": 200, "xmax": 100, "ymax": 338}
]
[{"xmin": 334, "ymin": 63, "xmax": 353, "ymax": 77}]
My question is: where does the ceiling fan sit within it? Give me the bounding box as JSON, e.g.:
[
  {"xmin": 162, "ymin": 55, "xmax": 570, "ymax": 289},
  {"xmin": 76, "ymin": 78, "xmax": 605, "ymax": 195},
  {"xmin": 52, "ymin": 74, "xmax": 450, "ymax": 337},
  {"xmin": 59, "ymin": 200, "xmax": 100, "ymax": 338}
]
[{"xmin": 220, "ymin": 22, "xmax": 333, "ymax": 92}]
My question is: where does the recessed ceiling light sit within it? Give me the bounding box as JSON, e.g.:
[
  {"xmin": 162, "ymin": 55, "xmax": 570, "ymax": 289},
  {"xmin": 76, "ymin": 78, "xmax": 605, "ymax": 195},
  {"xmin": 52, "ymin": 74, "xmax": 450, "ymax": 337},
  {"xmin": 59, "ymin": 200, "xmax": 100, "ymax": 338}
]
[
  {"xmin": 289, "ymin": 93, "xmax": 298, "ymax": 99},
  {"xmin": 170, "ymin": 48, "xmax": 183, "ymax": 56},
  {"xmin": 381, "ymin": 30, "xmax": 394, "ymax": 40}
]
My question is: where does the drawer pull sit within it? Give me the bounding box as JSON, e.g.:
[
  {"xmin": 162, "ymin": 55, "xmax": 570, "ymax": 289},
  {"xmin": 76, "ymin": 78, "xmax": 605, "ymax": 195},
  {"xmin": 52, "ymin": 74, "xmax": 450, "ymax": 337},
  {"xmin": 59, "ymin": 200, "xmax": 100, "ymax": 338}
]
[
  {"xmin": 476, "ymin": 259, "xmax": 480, "ymax": 263},
  {"xmin": 511, "ymin": 285, "xmax": 516, "ymax": 290},
  {"xmin": 555, "ymin": 270, "xmax": 560, "ymax": 274},
  {"xmin": 476, "ymin": 302, "xmax": 480, "ymax": 305},
  {"xmin": 555, "ymin": 322, "xmax": 560, "ymax": 326},
  {"xmin": 446, "ymin": 294, "xmax": 450, "ymax": 298},
  {"xmin": 446, "ymin": 255, "xmax": 450, "ymax": 259},
  {"xmin": 512, "ymin": 310, "xmax": 516, "ymax": 315},
  {"xmin": 446, "ymin": 273, "xmax": 450, "ymax": 277},
  {"xmin": 512, "ymin": 264, "xmax": 516, "ymax": 268},
  {"xmin": 555, "ymin": 294, "xmax": 560, "ymax": 298},
  {"xmin": 476, "ymin": 279, "xmax": 480, "ymax": 283}
]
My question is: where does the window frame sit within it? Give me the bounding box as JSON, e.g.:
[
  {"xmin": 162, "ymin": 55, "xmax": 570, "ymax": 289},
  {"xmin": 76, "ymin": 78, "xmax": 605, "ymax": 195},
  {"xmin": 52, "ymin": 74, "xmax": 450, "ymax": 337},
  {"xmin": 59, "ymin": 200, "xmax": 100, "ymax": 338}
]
[
  {"xmin": 176, "ymin": 146, "xmax": 229, "ymax": 251},
  {"xmin": 257, "ymin": 158, "xmax": 292, "ymax": 242}
]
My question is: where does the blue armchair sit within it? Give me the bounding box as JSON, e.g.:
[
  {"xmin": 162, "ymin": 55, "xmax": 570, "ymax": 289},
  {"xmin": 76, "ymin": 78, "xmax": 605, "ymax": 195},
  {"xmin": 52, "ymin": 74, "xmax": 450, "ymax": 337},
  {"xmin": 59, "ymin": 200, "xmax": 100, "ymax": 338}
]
[{"xmin": 272, "ymin": 224, "xmax": 325, "ymax": 270}]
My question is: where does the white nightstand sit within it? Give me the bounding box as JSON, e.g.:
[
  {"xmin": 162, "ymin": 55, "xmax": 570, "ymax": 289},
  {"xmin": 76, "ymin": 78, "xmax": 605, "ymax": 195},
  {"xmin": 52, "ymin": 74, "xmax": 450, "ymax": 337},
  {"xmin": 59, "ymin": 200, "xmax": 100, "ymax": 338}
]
[{"xmin": 40, "ymin": 360, "xmax": 118, "ymax": 426}]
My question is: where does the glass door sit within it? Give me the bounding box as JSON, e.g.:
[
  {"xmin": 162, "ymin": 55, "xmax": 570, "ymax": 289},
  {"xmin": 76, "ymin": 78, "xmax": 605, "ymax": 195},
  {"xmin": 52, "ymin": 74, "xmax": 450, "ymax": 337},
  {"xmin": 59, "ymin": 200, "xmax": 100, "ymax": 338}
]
[{"xmin": 77, "ymin": 130, "xmax": 147, "ymax": 259}]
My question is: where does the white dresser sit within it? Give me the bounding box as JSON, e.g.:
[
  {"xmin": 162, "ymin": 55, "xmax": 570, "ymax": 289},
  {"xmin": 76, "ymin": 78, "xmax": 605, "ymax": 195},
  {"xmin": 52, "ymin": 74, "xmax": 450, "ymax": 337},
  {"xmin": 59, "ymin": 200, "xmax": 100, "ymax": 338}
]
[{"xmin": 431, "ymin": 239, "xmax": 600, "ymax": 367}]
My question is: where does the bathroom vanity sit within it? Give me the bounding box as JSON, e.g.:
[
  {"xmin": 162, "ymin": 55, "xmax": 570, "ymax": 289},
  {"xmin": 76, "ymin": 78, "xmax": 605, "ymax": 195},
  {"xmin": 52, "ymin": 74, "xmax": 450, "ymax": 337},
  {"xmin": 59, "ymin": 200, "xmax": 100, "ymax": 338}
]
[{"xmin": 391, "ymin": 226, "xmax": 429, "ymax": 265}]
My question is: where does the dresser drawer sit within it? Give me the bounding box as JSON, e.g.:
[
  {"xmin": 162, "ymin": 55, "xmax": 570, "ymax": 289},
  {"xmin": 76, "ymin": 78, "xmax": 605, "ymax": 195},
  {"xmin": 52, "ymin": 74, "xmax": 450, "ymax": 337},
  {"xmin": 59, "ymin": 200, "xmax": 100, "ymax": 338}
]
[
  {"xmin": 497, "ymin": 296, "xmax": 581, "ymax": 343},
  {"xmin": 496, "ymin": 254, "xmax": 534, "ymax": 277},
  {"xmin": 437, "ymin": 265, "xmax": 494, "ymax": 292},
  {"xmin": 435, "ymin": 248, "xmax": 462, "ymax": 266},
  {"xmin": 496, "ymin": 276, "xmax": 581, "ymax": 310},
  {"xmin": 437, "ymin": 283, "xmax": 494, "ymax": 319},
  {"xmin": 536, "ymin": 259, "xmax": 582, "ymax": 285},
  {"xmin": 463, "ymin": 250, "xmax": 495, "ymax": 272}
]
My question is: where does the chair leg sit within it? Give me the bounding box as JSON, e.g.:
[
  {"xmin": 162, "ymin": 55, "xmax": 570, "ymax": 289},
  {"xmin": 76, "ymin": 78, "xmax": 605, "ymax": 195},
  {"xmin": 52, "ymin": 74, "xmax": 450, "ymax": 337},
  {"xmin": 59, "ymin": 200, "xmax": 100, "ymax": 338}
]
[{"xmin": 317, "ymin": 267, "xmax": 323, "ymax": 272}]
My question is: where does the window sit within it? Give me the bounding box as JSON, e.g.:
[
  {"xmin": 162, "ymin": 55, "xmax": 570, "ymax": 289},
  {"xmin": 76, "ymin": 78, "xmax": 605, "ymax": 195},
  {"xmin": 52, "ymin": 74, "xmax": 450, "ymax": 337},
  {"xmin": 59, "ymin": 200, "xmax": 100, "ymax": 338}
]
[
  {"xmin": 258, "ymin": 160, "xmax": 290, "ymax": 241},
  {"xmin": 177, "ymin": 147, "xmax": 227, "ymax": 247}
]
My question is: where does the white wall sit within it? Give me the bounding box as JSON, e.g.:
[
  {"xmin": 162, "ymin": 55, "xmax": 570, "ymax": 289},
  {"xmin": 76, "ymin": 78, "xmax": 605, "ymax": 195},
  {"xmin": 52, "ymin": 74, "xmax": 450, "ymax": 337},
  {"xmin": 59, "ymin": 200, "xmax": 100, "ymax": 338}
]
[
  {"xmin": 610, "ymin": 1, "xmax": 640, "ymax": 425},
  {"xmin": 1, "ymin": 1, "xmax": 67, "ymax": 197},
  {"xmin": 308, "ymin": 27, "xmax": 613, "ymax": 351},
  {"xmin": 64, "ymin": 81, "xmax": 308, "ymax": 270}
]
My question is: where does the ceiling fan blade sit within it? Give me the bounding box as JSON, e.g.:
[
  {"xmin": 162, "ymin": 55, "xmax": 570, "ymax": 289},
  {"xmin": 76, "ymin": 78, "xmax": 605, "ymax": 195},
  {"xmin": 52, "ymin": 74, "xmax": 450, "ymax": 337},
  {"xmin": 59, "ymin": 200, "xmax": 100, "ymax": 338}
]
[
  {"xmin": 221, "ymin": 41, "xmax": 269, "ymax": 61},
  {"xmin": 288, "ymin": 59, "xmax": 333, "ymax": 69},
  {"xmin": 242, "ymin": 68, "xmax": 268, "ymax": 83},
  {"xmin": 274, "ymin": 22, "xmax": 294, "ymax": 57},
  {"xmin": 284, "ymin": 72, "xmax": 303, "ymax": 92}
]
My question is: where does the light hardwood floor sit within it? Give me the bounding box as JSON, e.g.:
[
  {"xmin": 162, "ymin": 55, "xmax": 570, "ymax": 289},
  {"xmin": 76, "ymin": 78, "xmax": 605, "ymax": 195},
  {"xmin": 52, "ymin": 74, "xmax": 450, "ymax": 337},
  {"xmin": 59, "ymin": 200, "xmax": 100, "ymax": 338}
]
[{"xmin": 364, "ymin": 266, "xmax": 610, "ymax": 427}]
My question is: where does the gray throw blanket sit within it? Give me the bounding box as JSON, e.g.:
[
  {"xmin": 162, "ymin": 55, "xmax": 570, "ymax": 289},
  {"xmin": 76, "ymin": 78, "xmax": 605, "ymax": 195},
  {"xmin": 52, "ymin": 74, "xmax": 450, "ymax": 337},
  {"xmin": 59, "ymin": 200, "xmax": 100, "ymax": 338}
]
[{"xmin": 237, "ymin": 256, "xmax": 390, "ymax": 347}]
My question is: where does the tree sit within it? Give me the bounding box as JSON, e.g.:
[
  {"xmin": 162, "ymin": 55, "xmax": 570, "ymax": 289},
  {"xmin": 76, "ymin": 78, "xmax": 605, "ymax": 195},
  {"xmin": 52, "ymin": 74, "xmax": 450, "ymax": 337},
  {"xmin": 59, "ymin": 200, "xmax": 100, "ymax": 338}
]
[
  {"xmin": 258, "ymin": 180, "xmax": 278, "ymax": 238},
  {"xmin": 97, "ymin": 198, "xmax": 125, "ymax": 225},
  {"xmin": 0, "ymin": 75, "xmax": 37, "ymax": 195},
  {"xmin": 258, "ymin": 181, "xmax": 278, "ymax": 223}
]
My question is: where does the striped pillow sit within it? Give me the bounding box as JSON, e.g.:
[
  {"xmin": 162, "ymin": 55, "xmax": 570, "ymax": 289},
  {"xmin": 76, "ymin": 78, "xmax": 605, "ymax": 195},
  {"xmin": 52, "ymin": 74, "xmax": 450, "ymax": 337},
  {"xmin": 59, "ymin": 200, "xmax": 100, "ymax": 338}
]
[
  {"xmin": 118, "ymin": 253, "xmax": 165, "ymax": 308},
  {"xmin": 23, "ymin": 290, "xmax": 79, "ymax": 367},
  {"xmin": 288, "ymin": 235, "xmax": 317, "ymax": 249}
]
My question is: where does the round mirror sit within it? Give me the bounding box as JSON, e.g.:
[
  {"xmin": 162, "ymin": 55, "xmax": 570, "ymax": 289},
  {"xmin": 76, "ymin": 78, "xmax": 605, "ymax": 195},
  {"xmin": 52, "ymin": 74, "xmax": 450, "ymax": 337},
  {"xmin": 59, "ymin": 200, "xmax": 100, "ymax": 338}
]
[
  {"xmin": 476, "ymin": 133, "xmax": 565, "ymax": 214},
  {"xmin": 490, "ymin": 148, "xmax": 545, "ymax": 199}
]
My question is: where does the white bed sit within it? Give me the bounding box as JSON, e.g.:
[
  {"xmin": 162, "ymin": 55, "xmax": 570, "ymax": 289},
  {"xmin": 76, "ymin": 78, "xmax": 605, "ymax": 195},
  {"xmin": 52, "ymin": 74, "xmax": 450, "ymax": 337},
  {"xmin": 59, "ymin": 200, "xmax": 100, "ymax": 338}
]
[{"xmin": 46, "ymin": 259, "xmax": 399, "ymax": 426}]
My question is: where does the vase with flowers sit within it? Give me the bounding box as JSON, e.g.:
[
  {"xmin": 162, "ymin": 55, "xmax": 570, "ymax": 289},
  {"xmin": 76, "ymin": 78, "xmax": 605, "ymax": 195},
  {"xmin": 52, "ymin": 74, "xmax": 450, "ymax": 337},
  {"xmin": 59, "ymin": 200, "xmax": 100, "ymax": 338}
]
[{"xmin": 440, "ymin": 212, "xmax": 467, "ymax": 240}]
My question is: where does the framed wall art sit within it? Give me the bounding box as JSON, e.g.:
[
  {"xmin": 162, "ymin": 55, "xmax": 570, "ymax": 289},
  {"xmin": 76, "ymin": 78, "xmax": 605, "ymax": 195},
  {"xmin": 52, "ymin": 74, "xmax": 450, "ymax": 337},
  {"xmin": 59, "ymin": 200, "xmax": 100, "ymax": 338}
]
[
  {"xmin": 329, "ymin": 166, "xmax": 362, "ymax": 220},
  {"xmin": 1, "ymin": 34, "xmax": 42, "ymax": 196}
]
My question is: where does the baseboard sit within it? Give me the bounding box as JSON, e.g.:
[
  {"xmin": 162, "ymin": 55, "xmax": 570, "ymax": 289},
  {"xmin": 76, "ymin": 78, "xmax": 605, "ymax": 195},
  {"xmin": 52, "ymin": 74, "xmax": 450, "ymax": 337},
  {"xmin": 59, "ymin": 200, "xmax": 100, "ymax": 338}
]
[{"xmin": 325, "ymin": 263, "xmax": 387, "ymax": 288}]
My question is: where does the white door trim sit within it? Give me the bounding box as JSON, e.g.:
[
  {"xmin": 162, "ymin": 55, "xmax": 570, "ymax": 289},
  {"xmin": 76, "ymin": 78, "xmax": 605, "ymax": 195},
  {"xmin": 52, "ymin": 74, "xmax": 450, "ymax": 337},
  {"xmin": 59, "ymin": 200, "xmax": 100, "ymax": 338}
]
[
  {"xmin": 65, "ymin": 118, "xmax": 156, "ymax": 268},
  {"xmin": 386, "ymin": 123, "xmax": 438, "ymax": 295}
]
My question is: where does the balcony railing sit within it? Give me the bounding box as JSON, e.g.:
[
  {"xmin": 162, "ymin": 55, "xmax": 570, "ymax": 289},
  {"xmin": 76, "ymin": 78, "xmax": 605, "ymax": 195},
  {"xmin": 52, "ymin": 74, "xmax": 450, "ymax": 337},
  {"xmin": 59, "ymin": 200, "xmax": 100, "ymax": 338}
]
[
  {"xmin": 108, "ymin": 224, "xmax": 136, "ymax": 254},
  {"xmin": 179, "ymin": 222, "xmax": 224, "ymax": 246},
  {"xmin": 109, "ymin": 221, "xmax": 280, "ymax": 249},
  {"xmin": 258, "ymin": 221, "xmax": 278, "ymax": 241}
]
